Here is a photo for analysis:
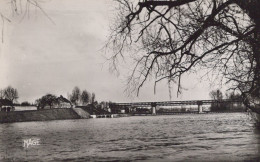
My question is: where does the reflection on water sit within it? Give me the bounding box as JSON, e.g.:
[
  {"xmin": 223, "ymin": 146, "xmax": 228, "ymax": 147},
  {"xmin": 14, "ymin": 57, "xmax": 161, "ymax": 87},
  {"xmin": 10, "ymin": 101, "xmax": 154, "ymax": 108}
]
[{"xmin": 0, "ymin": 113, "xmax": 259, "ymax": 161}]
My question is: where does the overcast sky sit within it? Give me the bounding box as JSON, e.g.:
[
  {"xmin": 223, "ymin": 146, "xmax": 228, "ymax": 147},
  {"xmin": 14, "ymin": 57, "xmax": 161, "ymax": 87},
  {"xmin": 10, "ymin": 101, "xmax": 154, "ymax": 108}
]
[{"xmin": 0, "ymin": 0, "xmax": 222, "ymax": 103}]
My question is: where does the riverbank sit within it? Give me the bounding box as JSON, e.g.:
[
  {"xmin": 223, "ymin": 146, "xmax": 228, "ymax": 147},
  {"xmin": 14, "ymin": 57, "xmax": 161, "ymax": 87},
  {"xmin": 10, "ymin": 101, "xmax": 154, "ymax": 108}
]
[
  {"xmin": 0, "ymin": 108, "xmax": 133, "ymax": 123},
  {"xmin": 0, "ymin": 108, "xmax": 82, "ymax": 123},
  {"xmin": 0, "ymin": 109, "xmax": 248, "ymax": 123}
]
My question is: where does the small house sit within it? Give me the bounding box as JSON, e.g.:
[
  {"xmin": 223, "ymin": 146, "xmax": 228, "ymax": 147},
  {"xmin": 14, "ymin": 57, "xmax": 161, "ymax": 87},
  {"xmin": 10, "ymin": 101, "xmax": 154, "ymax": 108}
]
[
  {"xmin": 0, "ymin": 99, "xmax": 15, "ymax": 112},
  {"xmin": 53, "ymin": 95, "xmax": 72, "ymax": 109}
]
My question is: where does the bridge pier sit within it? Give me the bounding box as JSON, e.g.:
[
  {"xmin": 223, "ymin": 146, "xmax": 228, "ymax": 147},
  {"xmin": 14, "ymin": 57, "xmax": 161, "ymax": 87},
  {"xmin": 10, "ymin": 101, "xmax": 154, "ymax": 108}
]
[
  {"xmin": 151, "ymin": 102, "xmax": 157, "ymax": 115},
  {"xmin": 197, "ymin": 101, "xmax": 203, "ymax": 113}
]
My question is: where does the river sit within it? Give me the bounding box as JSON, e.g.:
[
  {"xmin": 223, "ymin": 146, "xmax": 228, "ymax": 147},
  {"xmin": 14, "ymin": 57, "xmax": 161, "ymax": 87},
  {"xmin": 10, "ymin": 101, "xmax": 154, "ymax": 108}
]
[{"xmin": 0, "ymin": 113, "xmax": 259, "ymax": 161}]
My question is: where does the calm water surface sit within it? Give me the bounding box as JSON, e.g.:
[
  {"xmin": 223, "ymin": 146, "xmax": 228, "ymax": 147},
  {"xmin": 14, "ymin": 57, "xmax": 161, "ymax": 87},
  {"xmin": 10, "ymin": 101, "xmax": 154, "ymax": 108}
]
[{"xmin": 0, "ymin": 113, "xmax": 260, "ymax": 161}]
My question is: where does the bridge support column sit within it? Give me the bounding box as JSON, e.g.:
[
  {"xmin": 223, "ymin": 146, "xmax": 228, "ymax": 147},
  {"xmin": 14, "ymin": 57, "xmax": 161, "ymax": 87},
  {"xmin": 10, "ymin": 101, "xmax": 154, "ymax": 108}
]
[
  {"xmin": 197, "ymin": 101, "xmax": 203, "ymax": 113},
  {"xmin": 151, "ymin": 102, "xmax": 157, "ymax": 115}
]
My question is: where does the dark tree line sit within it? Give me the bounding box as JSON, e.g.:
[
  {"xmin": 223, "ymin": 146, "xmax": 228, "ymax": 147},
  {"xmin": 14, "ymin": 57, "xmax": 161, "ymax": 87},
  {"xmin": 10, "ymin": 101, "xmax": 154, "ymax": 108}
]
[
  {"xmin": 35, "ymin": 87, "xmax": 111, "ymax": 110},
  {"xmin": 209, "ymin": 89, "xmax": 244, "ymax": 111},
  {"xmin": 106, "ymin": 0, "xmax": 260, "ymax": 111},
  {"xmin": 68, "ymin": 86, "xmax": 96, "ymax": 106}
]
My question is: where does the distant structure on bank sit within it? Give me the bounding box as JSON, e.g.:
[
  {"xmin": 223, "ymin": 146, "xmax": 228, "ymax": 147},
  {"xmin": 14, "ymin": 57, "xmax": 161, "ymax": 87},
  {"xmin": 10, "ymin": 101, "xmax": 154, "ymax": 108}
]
[
  {"xmin": 0, "ymin": 99, "xmax": 15, "ymax": 112},
  {"xmin": 53, "ymin": 95, "xmax": 73, "ymax": 109},
  {"xmin": 41, "ymin": 95, "xmax": 73, "ymax": 109}
]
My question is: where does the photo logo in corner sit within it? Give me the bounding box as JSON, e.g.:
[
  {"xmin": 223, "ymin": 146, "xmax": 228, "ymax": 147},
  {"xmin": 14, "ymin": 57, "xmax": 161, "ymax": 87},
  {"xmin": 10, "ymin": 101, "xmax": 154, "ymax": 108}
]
[{"xmin": 23, "ymin": 138, "xmax": 40, "ymax": 148}]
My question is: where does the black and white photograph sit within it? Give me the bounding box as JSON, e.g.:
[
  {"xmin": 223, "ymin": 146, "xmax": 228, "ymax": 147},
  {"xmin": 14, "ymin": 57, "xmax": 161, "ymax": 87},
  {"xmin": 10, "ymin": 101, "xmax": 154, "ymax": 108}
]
[{"xmin": 0, "ymin": 0, "xmax": 260, "ymax": 161}]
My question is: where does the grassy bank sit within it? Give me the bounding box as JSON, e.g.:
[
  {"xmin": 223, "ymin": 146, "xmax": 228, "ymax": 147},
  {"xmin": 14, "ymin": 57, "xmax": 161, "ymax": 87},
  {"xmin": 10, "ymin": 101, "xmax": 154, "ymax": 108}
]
[{"xmin": 0, "ymin": 108, "xmax": 81, "ymax": 123}]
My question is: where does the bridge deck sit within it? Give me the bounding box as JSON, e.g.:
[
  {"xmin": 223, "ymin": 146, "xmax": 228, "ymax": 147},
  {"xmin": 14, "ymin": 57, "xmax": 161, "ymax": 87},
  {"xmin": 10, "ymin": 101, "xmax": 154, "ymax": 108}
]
[{"xmin": 112, "ymin": 99, "xmax": 242, "ymax": 107}]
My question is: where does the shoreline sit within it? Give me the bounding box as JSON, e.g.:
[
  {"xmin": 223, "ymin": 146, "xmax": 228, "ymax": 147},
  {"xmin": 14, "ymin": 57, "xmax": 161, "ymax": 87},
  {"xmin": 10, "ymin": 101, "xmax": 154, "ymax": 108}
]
[{"xmin": 0, "ymin": 109, "xmax": 248, "ymax": 124}]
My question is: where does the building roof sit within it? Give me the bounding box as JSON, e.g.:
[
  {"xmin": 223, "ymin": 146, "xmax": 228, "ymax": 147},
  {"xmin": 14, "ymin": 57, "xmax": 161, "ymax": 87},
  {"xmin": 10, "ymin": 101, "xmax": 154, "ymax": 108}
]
[
  {"xmin": 56, "ymin": 95, "xmax": 71, "ymax": 104},
  {"xmin": 0, "ymin": 99, "xmax": 13, "ymax": 106}
]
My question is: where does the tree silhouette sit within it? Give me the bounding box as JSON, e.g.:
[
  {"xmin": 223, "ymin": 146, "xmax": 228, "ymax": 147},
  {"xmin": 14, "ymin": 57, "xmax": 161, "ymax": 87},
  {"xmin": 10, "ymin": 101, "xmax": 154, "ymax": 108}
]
[
  {"xmin": 0, "ymin": 89, "xmax": 4, "ymax": 99},
  {"xmin": 107, "ymin": 0, "xmax": 260, "ymax": 110},
  {"xmin": 209, "ymin": 89, "xmax": 224, "ymax": 111},
  {"xmin": 209, "ymin": 89, "xmax": 223, "ymax": 101},
  {"xmin": 91, "ymin": 93, "xmax": 96, "ymax": 104},
  {"xmin": 69, "ymin": 86, "xmax": 81, "ymax": 105},
  {"xmin": 3, "ymin": 86, "xmax": 18, "ymax": 103},
  {"xmin": 81, "ymin": 90, "xmax": 90, "ymax": 105},
  {"xmin": 36, "ymin": 94, "xmax": 57, "ymax": 109}
]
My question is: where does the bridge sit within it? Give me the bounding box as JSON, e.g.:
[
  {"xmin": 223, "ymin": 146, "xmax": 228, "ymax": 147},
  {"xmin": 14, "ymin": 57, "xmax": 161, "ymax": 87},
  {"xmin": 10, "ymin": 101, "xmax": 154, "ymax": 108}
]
[{"xmin": 110, "ymin": 99, "xmax": 243, "ymax": 115}]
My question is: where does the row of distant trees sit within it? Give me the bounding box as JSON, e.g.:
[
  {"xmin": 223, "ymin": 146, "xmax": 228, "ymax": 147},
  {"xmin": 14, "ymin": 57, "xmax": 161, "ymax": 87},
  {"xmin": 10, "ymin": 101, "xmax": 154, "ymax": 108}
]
[
  {"xmin": 209, "ymin": 89, "xmax": 243, "ymax": 101},
  {"xmin": 35, "ymin": 86, "xmax": 109, "ymax": 109},
  {"xmin": 68, "ymin": 87, "xmax": 112, "ymax": 110},
  {"xmin": 68, "ymin": 86, "xmax": 96, "ymax": 106},
  {"xmin": 209, "ymin": 89, "xmax": 244, "ymax": 111}
]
